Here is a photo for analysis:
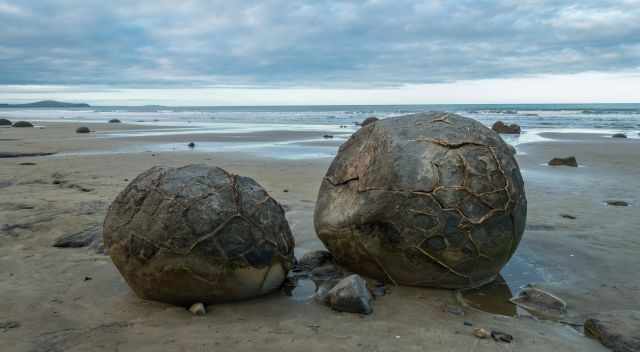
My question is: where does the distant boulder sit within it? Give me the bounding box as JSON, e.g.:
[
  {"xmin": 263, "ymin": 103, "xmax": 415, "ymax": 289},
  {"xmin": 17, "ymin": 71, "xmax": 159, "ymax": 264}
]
[
  {"xmin": 0, "ymin": 118, "xmax": 11, "ymax": 126},
  {"xmin": 492, "ymin": 121, "xmax": 521, "ymax": 134},
  {"xmin": 108, "ymin": 119, "xmax": 122, "ymax": 123},
  {"xmin": 548, "ymin": 156, "xmax": 578, "ymax": 167},
  {"xmin": 12, "ymin": 121, "xmax": 33, "ymax": 128},
  {"xmin": 188, "ymin": 142, "xmax": 195, "ymax": 148},
  {"xmin": 611, "ymin": 133, "xmax": 627, "ymax": 138},
  {"xmin": 323, "ymin": 135, "xmax": 334, "ymax": 139},
  {"xmin": 361, "ymin": 117, "xmax": 379, "ymax": 127},
  {"xmin": 76, "ymin": 126, "xmax": 91, "ymax": 134}
]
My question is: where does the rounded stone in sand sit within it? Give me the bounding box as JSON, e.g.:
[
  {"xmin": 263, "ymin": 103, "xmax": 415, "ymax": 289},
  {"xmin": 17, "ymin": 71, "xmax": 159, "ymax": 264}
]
[
  {"xmin": 103, "ymin": 164, "xmax": 295, "ymax": 305},
  {"xmin": 314, "ymin": 112, "xmax": 527, "ymax": 289}
]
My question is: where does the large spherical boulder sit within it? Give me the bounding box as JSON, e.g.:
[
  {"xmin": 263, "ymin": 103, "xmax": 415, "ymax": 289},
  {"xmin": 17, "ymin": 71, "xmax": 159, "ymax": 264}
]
[
  {"xmin": 0, "ymin": 118, "xmax": 12, "ymax": 126},
  {"xmin": 104, "ymin": 164, "xmax": 295, "ymax": 305},
  {"xmin": 314, "ymin": 112, "xmax": 527, "ymax": 289}
]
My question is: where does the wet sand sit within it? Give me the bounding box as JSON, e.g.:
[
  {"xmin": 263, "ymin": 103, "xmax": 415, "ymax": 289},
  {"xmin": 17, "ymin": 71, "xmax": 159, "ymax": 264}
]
[{"xmin": 1, "ymin": 122, "xmax": 638, "ymax": 351}]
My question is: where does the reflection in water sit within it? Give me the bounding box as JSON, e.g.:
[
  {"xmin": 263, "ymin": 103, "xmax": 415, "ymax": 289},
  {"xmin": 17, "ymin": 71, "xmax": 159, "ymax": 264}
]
[
  {"xmin": 459, "ymin": 275, "xmax": 517, "ymax": 316},
  {"xmin": 286, "ymin": 278, "xmax": 317, "ymax": 302},
  {"xmin": 459, "ymin": 251, "xmax": 545, "ymax": 316}
]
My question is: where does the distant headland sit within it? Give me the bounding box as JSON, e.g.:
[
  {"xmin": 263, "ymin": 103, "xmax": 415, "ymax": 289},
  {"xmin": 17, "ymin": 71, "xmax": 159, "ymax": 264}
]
[{"xmin": 0, "ymin": 100, "xmax": 91, "ymax": 108}]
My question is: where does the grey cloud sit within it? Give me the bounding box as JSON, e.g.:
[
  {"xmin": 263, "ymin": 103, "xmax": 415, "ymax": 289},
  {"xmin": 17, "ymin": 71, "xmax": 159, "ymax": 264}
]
[{"xmin": 0, "ymin": 0, "xmax": 638, "ymax": 87}]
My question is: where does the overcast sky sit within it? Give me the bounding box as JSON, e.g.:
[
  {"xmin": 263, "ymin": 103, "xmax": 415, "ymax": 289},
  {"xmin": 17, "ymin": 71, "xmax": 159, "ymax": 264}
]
[{"xmin": 1, "ymin": 0, "xmax": 639, "ymax": 105}]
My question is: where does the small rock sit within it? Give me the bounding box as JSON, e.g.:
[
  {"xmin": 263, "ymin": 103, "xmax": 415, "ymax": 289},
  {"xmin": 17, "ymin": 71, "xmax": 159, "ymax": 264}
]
[
  {"xmin": 189, "ymin": 302, "xmax": 207, "ymax": 316},
  {"xmin": 53, "ymin": 225, "xmax": 101, "ymax": 249},
  {"xmin": 76, "ymin": 126, "xmax": 91, "ymax": 134},
  {"xmin": 446, "ymin": 305, "xmax": 465, "ymax": 316},
  {"xmin": 606, "ymin": 200, "xmax": 629, "ymax": 207},
  {"xmin": 297, "ymin": 250, "xmax": 334, "ymax": 270},
  {"xmin": 108, "ymin": 119, "xmax": 121, "ymax": 123},
  {"xmin": 84, "ymin": 276, "xmax": 92, "ymax": 281},
  {"xmin": 560, "ymin": 214, "xmax": 577, "ymax": 219},
  {"xmin": 0, "ymin": 320, "xmax": 20, "ymax": 332},
  {"xmin": 0, "ymin": 118, "xmax": 12, "ymax": 126},
  {"xmin": 464, "ymin": 321, "xmax": 473, "ymax": 327},
  {"xmin": 283, "ymin": 189, "xmax": 289, "ymax": 193},
  {"xmin": 361, "ymin": 117, "xmax": 379, "ymax": 127},
  {"xmin": 548, "ymin": 156, "xmax": 578, "ymax": 167},
  {"xmin": 188, "ymin": 142, "xmax": 195, "ymax": 148},
  {"xmin": 510, "ymin": 286, "xmax": 567, "ymax": 319},
  {"xmin": 611, "ymin": 133, "xmax": 627, "ymax": 138},
  {"xmin": 12, "ymin": 121, "xmax": 34, "ymax": 128},
  {"xmin": 492, "ymin": 121, "xmax": 521, "ymax": 134},
  {"xmin": 491, "ymin": 330, "xmax": 514, "ymax": 343},
  {"xmin": 584, "ymin": 310, "xmax": 640, "ymax": 352},
  {"xmin": 19, "ymin": 162, "xmax": 37, "ymax": 166},
  {"xmin": 323, "ymin": 135, "xmax": 334, "ymax": 139},
  {"xmin": 325, "ymin": 274, "xmax": 373, "ymax": 314},
  {"xmin": 473, "ymin": 328, "xmax": 491, "ymax": 339}
]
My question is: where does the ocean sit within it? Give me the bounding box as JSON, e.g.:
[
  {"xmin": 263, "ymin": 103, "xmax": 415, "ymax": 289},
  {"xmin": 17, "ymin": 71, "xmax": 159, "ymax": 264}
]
[{"xmin": 1, "ymin": 104, "xmax": 638, "ymax": 159}]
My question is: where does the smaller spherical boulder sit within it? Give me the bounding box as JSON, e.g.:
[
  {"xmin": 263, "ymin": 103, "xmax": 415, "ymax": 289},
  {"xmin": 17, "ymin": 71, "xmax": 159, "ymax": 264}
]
[
  {"xmin": 0, "ymin": 118, "xmax": 12, "ymax": 126},
  {"xmin": 76, "ymin": 126, "xmax": 91, "ymax": 134},
  {"xmin": 12, "ymin": 121, "xmax": 33, "ymax": 128},
  {"xmin": 104, "ymin": 164, "xmax": 295, "ymax": 305}
]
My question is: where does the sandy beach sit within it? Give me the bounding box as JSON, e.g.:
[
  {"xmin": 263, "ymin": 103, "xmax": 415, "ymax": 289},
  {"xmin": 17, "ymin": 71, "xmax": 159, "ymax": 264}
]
[{"xmin": 1, "ymin": 121, "xmax": 638, "ymax": 351}]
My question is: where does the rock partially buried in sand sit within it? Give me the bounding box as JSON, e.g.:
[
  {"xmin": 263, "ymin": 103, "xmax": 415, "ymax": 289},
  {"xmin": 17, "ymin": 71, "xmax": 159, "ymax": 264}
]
[
  {"xmin": 584, "ymin": 310, "xmax": 640, "ymax": 352},
  {"xmin": 611, "ymin": 133, "xmax": 627, "ymax": 138},
  {"xmin": 76, "ymin": 126, "xmax": 91, "ymax": 134},
  {"xmin": 548, "ymin": 156, "xmax": 578, "ymax": 167},
  {"xmin": 510, "ymin": 286, "xmax": 567, "ymax": 320},
  {"xmin": 0, "ymin": 118, "xmax": 12, "ymax": 126},
  {"xmin": 314, "ymin": 112, "xmax": 527, "ymax": 289},
  {"xmin": 103, "ymin": 164, "xmax": 295, "ymax": 305},
  {"xmin": 492, "ymin": 121, "xmax": 521, "ymax": 134},
  {"xmin": 108, "ymin": 119, "xmax": 121, "ymax": 123},
  {"xmin": 53, "ymin": 225, "xmax": 102, "ymax": 249},
  {"xmin": 12, "ymin": 121, "xmax": 34, "ymax": 128},
  {"xmin": 606, "ymin": 200, "xmax": 629, "ymax": 207},
  {"xmin": 324, "ymin": 274, "xmax": 373, "ymax": 314}
]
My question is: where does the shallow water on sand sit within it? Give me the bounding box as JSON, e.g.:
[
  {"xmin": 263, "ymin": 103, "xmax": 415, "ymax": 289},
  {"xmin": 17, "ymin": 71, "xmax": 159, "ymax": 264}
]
[{"xmin": 459, "ymin": 250, "xmax": 545, "ymax": 316}]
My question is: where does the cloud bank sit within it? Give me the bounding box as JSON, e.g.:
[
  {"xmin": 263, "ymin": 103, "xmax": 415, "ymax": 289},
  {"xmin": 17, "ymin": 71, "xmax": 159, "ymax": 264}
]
[{"xmin": 0, "ymin": 0, "xmax": 639, "ymax": 88}]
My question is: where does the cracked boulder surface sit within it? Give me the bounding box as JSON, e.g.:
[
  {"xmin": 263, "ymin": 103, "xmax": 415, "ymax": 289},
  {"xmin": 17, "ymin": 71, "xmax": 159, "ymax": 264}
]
[
  {"xmin": 103, "ymin": 164, "xmax": 295, "ymax": 306},
  {"xmin": 314, "ymin": 112, "xmax": 527, "ymax": 289}
]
